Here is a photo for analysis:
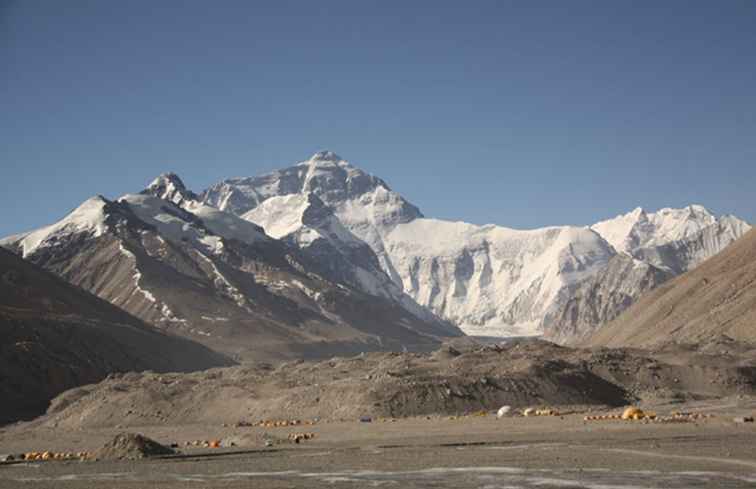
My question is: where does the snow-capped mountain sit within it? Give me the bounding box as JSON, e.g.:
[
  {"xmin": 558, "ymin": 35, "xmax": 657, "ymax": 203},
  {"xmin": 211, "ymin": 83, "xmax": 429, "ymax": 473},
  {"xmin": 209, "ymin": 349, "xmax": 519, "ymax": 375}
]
[
  {"xmin": 591, "ymin": 206, "xmax": 750, "ymax": 273},
  {"xmin": 202, "ymin": 151, "xmax": 751, "ymax": 339},
  {"xmin": 1, "ymin": 174, "xmax": 461, "ymax": 361},
  {"xmin": 243, "ymin": 192, "xmax": 452, "ymax": 330},
  {"xmin": 144, "ymin": 172, "xmax": 200, "ymax": 207},
  {"xmin": 381, "ymin": 220, "xmax": 617, "ymax": 336},
  {"xmin": 4, "ymin": 151, "xmax": 749, "ymax": 346},
  {"xmin": 538, "ymin": 206, "xmax": 752, "ymax": 342},
  {"xmin": 201, "ymin": 151, "xmax": 422, "ymax": 284}
]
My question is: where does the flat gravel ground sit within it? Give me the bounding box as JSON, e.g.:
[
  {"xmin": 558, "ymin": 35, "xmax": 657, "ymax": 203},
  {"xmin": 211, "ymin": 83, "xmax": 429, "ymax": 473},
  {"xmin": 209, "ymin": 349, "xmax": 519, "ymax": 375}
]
[{"xmin": 1, "ymin": 398, "xmax": 755, "ymax": 488}]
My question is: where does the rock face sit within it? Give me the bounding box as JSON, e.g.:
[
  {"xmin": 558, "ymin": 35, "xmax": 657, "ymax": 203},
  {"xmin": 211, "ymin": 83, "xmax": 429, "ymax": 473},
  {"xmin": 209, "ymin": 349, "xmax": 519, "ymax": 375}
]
[
  {"xmin": 201, "ymin": 151, "xmax": 750, "ymax": 339},
  {"xmin": 587, "ymin": 229, "xmax": 756, "ymax": 348},
  {"xmin": 1, "ymin": 174, "xmax": 460, "ymax": 363},
  {"xmin": 545, "ymin": 255, "xmax": 674, "ymax": 344},
  {"xmin": 0, "ymin": 247, "xmax": 232, "ymax": 425}
]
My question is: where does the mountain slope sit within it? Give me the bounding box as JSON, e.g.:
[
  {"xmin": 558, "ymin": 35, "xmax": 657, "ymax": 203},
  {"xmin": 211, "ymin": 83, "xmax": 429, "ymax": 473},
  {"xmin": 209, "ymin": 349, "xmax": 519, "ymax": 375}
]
[
  {"xmin": 0, "ymin": 247, "xmax": 232, "ymax": 424},
  {"xmin": 2, "ymin": 176, "xmax": 460, "ymax": 362},
  {"xmin": 545, "ymin": 255, "xmax": 674, "ymax": 344},
  {"xmin": 203, "ymin": 151, "xmax": 749, "ymax": 338},
  {"xmin": 380, "ymin": 219, "xmax": 615, "ymax": 336},
  {"xmin": 242, "ymin": 192, "xmax": 453, "ymax": 329},
  {"xmin": 587, "ymin": 229, "xmax": 756, "ymax": 348}
]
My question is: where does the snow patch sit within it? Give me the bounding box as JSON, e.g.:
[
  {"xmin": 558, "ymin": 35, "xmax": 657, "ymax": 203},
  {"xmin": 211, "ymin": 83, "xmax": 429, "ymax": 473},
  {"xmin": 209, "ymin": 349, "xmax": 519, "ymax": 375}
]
[
  {"xmin": 118, "ymin": 243, "xmax": 156, "ymax": 303},
  {"xmin": 119, "ymin": 194, "xmax": 225, "ymax": 255},
  {"xmin": 184, "ymin": 200, "xmax": 267, "ymax": 244},
  {"xmin": 194, "ymin": 251, "xmax": 249, "ymax": 309},
  {"xmin": 243, "ymin": 194, "xmax": 311, "ymax": 239},
  {"xmin": 200, "ymin": 316, "xmax": 229, "ymax": 322},
  {"xmin": 159, "ymin": 303, "xmax": 187, "ymax": 323}
]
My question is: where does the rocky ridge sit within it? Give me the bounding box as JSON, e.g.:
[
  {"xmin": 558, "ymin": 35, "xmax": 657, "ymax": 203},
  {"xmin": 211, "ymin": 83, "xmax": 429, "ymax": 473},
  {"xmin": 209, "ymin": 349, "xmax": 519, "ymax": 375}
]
[{"xmin": 1, "ymin": 174, "xmax": 461, "ymax": 362}]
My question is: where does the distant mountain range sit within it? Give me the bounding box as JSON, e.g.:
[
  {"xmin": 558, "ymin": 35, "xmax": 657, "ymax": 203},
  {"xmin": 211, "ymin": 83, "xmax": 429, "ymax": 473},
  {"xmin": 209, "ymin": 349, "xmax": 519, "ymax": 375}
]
[
  {"xmin": 199, "ymin": 151, "xmax": 750, "ymax": 340},
  {"xmin": 2, "ymin": 151, "xmax": 750, "ymax": 353}
]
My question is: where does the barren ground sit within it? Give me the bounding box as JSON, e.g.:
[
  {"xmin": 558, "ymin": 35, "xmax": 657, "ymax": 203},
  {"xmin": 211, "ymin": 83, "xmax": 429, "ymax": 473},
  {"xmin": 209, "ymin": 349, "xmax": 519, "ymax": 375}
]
[
  {"xmin": 2, "ymin": 338, "xmax": 755, "ymax": 488},
  {"xmin": 2, "ymin": 396, "xmax": 755, "ymax": 488}
]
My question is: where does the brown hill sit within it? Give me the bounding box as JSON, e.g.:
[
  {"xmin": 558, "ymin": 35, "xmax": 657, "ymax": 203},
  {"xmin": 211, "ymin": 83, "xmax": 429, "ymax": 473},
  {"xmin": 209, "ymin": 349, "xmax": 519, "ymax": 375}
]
[
  {"xmin": 0, "ymin": 247, "xmax": 233, "ymax": 425},
  {"xmin": 31, "ymin": 338, "xmax": 756, "ymax": 431},
  {"xmin": 587, "ymin": 229, "xmax": 756, "ymax": 348}
]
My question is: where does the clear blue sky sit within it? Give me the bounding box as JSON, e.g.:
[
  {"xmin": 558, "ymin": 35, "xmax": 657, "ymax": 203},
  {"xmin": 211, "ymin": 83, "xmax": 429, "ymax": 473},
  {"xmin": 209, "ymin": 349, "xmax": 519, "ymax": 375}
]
[{"xmin": 2, "ymin": 1, "xmax": 755, "ymax": 237}]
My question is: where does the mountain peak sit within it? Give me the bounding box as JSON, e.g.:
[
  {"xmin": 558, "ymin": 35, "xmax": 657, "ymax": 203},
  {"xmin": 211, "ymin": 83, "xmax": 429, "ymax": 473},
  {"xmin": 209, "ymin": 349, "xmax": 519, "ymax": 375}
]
[
  {"xmin": 622, "ymin": 207, "xmax": 649, "ymax": 223},
  {"xmin": 686, "ymin": 204, "xmax": 712, "ymax": 216},
  {"xmin": 309, "ymin": 150, "xmax": 343, "ymax": 163},
  {"xmin": 146, "ymin": 172, "xmax": 186, "ymax": 191},
  {"xmin": 143, "ymin": 172, "xmax": 197, "ymax": 205},
  {"xmin": 1, "ymin": 195, "xmax": 111, "ymax": 258},
  {"xmin": 150, "ymin": 172, "xmax": 186, "ymax": 189}
]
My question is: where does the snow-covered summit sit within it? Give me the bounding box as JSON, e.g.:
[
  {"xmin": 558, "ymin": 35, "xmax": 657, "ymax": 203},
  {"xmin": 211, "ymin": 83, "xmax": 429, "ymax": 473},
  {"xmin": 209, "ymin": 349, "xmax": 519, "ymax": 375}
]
[
  {"xmin": 200, "ymin": 152, "xmax": 423, "ymax": 226},
  {"xmin": 590, "ymin": 204, "xmax": 748, "ymax": 270},
  {"xmin": 143, "ymin": 172, "xmax": 198, "ymax": 206},
  {"xmin": 0, "ymin": 196, "xmax": 111, "ymax": 258},
  {"xmin": 300, "ymin": 150, "xmax": 345, "ymax": 166},
  {"xmin": 591, "ymin": 204, "xmax": 717, "ymax": 254}
]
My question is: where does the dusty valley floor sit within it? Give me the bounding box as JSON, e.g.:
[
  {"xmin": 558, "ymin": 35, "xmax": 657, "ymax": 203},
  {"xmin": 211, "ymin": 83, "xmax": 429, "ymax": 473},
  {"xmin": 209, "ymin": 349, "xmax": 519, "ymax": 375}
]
[{"xmin": 1, "ymin": 396, "xmax": 755, "ymax": 488}]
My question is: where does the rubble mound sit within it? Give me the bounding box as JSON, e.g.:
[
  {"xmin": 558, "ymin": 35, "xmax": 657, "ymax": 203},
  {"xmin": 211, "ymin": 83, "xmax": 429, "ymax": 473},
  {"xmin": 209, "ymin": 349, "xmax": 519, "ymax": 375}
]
[{"xmin": 95, "ymin": 433, "xmax": 174, "ymax": 460}]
